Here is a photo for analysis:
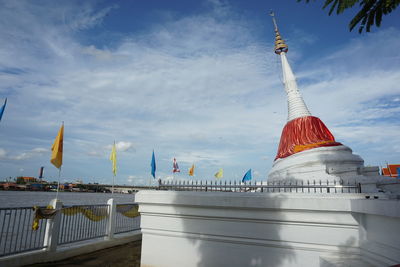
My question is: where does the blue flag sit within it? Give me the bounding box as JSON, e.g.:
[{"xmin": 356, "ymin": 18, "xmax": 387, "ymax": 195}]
[
  {"xmin": 0, "ymin": 98, "xmax": 7, "ymax": 122},
  {"xmin": 242, "ymin": 169, "xmax": 252, "ymax": 182},
  {"xmin": 151, "ymin": 150, "xmax": 156, "ymax": 178}
]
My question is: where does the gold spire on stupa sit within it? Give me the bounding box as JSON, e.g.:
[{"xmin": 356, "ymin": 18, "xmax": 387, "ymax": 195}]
[{"xmin": 270, "ymin": 12, "xmax": 288, "ymax": 55}]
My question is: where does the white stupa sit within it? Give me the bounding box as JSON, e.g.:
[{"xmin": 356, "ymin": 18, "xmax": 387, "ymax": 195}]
[{"xmin": 267, "ymin": 13, "xmax": 381, "ymax": 186}]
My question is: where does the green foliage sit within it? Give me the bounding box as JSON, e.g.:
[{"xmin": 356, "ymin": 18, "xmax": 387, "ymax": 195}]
[{"xmin": 297, "ymin": 0, "xmax": 400, "ymax": 33}]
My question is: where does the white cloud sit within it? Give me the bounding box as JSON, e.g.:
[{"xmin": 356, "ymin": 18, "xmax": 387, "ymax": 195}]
[
  {"xmin": 82, "ymin": 45, "xmax": 114, "ymax": 60},
  {"xmin": 115, "ymin": 141, "xmax": 135, "ymax": 152},
  {"xmin": 173, "ymin": 151, "xmax": 232, "ymax": 166},
  {"xmin": 104, "ymin": 141, "xmax": 135, "ymax": 152},
  {"xmin": 0, "ymin": 147, "xmax": 48, "ymax": 161},
  {"xmin": 68, "ymin": 4, "xmax": 118, "ymax": 31},
  {"xmin": 32, "ymin": 148, "xmax": 48, "ymax": 153},
  {"xmin": 87, "ymin": 141, "xmax": 135, "ymax": 158},
  {"xmin": 127, "ymin": 175, "xmax": 140, "ymax": 184},
  {"xmin": 0, "ymin": 148, "xmax": 7, "ymax": 159},
  {"xmin": 87, "ymin": 151, "xmax": 103, "ymax": 157}
]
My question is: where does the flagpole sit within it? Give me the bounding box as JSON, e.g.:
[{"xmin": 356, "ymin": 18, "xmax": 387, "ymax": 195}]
[
  {"xmin": 112, "ymin": 173, "xmax": 115, "ymax": 194},
  {"xmin": 112, "ymin": 140, "xmax": 115, "ymax": 194},
  {"xmin": 149, "ymin": 170, "xmax": 152, "ymax": 188},
  {"xmin": 55, "ymin": 167, "xmax": 61, "ymax": 200},
  {"xmin": 55, "ymin": 121, "xmax": 64, "ymax": 200}
]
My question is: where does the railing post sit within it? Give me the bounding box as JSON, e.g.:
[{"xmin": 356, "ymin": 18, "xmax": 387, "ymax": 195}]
[
  {"xmin": 105, "ymin": 198, "xmax": 116, "ymax": 240},
  {"xmin": 43, "ymin": 198, "xmax": 62, "ymax": 252}
]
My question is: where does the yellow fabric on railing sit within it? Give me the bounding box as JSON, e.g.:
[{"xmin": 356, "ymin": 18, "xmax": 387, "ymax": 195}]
[
  {"xmin": 32, "ymin": 205, "xmax": 56, "ymax": 231},
  {"xmin": 32, "ymin": 204, "xmax": 138, "ymax": 231},
  {"xmin": 116, "ymin": 204, "xmax": 140, "ymax": 218},
  {"xmin": 61, "ymin": 206, "xmax": 108, "ymax": 222}
]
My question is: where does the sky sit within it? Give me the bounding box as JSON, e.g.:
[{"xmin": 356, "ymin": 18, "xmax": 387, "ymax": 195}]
[{"xmin": 0, "ymin": 0, "xmax": 399, "ymax": 185}]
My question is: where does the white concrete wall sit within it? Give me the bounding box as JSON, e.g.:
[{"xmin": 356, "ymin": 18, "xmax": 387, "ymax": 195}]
[{"xmin": 136, "ymin": 191, "xmax": 400, "ymax": 267}]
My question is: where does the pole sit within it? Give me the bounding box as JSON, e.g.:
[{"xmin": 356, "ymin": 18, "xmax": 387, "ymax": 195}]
[
  {"xmin": 55, "ymin": 167, "xmax": 61, "ymax": 200},
  {"xmin": 111, "ymin": 140, "xmax": 116, "ymax": 194},
  {"xmin": 270, "ymin": 11, "xmax": 278, "ymax": 31},
  {"xmin": 112, "ymin": 174, "xmax": 115, "ymax": 194}
]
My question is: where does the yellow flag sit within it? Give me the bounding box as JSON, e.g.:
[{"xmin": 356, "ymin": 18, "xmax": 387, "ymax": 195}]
[
  {"xmin": 50, "ymin": 124, "xmax": 64, "ymax": 169},
  {"xmin": 110, "ymin": 142, "xmax": 117, "ymax": 176},
  {"xmin": 214, "ymin": 168, "xmax": 223, "ymax": 179},
  {"xmin": 189, "ymin": 164, "xmax": 195, "ymax": 176}
]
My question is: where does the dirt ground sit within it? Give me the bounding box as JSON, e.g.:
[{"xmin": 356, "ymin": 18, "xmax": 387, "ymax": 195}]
[{"xmin": 25, "ymin": 240, "xmax": 142, "ymax": 267}]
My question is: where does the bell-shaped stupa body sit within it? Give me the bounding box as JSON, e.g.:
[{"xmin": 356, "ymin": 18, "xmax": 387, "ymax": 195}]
[{"xmin": 267, "ymin": 13, "xmax": 375, "ymax": 183}]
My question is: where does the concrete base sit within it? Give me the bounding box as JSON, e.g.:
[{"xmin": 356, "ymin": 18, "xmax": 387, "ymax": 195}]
[
  {"xmin": 269, "ymin": 145, "xmax": 367, "ymax": 182},
  {"xmin": 137, "ymin": 191, "xmax": 400, "ymax": 267},
  {"xmin": 267, "ymin": 145, "xmax": 399, "ymax": 193}
]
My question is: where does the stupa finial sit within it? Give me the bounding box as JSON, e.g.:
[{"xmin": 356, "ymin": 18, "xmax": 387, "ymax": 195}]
[{"xmin": 269, "ymin": 11, "xmax": 288, "ymax": 55}]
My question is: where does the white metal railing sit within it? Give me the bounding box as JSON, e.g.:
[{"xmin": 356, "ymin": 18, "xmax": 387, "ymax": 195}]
[
  {"xmin": 115, "ymin": 204, "xmax": 141, "ymax": 234},
  {"xmin": 0, "ymin": 207, "xmax": 48, "ymax": 256},
  {"xmin": 0, "ymin": 198, "xmax": 140, "ymax": 257},
  {"xmin": 158, "ymin": 180, "xmax": 362, "ymax": 193},
  {"xmin": 58, "ymin": 204, "xmax": 109, "ymax": 245}
]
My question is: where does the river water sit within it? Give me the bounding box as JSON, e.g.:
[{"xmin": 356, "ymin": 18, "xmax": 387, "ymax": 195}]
[{"xmin": 0, "ymin": 191, "xmax": 136, "ymax": 208}]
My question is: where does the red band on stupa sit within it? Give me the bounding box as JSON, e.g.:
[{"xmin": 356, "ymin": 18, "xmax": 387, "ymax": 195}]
[{"xmin": 275, "ymin": 116, "xmax": 341, "ymax": 160}]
